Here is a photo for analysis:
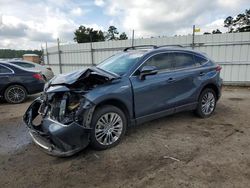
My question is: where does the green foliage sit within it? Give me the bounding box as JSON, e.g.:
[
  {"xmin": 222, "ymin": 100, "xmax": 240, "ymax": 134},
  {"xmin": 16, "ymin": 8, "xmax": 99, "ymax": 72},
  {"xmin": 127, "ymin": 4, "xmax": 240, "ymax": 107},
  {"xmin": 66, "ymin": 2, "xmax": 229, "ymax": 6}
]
[
  {"xmin": 74, "ymin": 26, "xmax": 105, "ymax": 43},
  {"xmin": 119, "ymin": 32, "xmax": 128, "ymax": 40},
  {"xmin": 0, "ymin": 49, "xmax": 41, "ymax": 58},
  {"xmin": 224, "ymin": 9, "xmax": 250, "ymax": 33},
  {"xmin": 212, "ymin": 29, "xmax": 222, "ymax": 34},
  {"xmin": 224, "ymin": 16, "xmax": 234, "ymax": 32},
  {"xmin": 74, "ymin": 25, "xmax": 128, "ymax": 43},
  {"xmin": 105, "ymin": 26, "xmax": 119, "ymax": 40}
]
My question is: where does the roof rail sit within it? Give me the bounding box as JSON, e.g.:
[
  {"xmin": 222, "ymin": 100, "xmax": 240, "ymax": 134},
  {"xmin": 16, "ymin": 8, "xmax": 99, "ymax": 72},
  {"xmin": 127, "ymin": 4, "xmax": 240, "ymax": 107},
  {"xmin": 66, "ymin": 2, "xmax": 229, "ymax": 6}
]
[
  {"xmin": 158, "ymin": 45, "xmax": 184, "ymax": 48},
  {"xmin": 123, "ymin": 45, "xmax": 158, "ymax": 51}
]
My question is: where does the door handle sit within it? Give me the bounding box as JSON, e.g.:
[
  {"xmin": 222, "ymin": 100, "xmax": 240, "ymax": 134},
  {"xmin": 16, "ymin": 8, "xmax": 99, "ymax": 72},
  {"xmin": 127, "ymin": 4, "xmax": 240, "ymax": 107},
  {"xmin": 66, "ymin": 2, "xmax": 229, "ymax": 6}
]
[
  {"xmin": 199, "ymin": 72, "xmax": 205, "ymax": 76},
  {"xmin": 167, "ymin": 77, "xmax": 175, "ymax": 83}
]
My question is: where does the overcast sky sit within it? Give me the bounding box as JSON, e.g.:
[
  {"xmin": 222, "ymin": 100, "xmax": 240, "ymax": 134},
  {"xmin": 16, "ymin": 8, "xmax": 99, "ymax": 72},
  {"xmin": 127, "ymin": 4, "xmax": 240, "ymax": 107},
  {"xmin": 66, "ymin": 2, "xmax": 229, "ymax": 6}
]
[{"xmin": 0, "ymin": 0, "xmax": 249, "ymax": 50}]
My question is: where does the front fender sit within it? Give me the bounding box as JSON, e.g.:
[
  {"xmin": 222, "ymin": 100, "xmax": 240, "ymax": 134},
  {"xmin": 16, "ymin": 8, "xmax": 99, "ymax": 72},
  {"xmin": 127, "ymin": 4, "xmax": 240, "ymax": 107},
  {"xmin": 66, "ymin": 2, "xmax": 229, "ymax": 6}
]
[{"xmin": 84, "ymin": 78, "xmax": 134, "ymax": 119}]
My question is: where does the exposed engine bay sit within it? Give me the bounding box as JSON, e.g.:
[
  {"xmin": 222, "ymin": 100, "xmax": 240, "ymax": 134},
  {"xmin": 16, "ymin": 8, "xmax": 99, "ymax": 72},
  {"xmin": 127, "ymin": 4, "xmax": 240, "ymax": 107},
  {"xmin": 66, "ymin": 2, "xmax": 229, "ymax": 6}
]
[
  {"xmin": 23, "ymin": 67, "xmax": 119, "ymax": 156},
  {"xmin": 40, "ymin": 67, "xmax": 118, "ymax": 125},
  {"xmin": 40, "ymin": 92, "xmax": 83, "ymax": 125}
]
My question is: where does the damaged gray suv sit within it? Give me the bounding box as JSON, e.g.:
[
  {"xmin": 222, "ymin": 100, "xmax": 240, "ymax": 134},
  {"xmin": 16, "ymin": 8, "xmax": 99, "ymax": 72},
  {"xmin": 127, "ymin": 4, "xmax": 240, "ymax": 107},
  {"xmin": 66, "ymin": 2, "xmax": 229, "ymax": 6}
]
[{"xmin": 23, "ymin": 45, "xmax": 222, "ymax": 156}]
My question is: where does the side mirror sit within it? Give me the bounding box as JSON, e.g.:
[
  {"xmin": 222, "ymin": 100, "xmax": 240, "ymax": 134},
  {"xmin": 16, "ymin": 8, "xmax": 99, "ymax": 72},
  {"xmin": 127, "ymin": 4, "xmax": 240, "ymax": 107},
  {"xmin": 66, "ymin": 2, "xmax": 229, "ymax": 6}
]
[{"xmin": 139, "ymin": 65, "xmax": 158, "ymax": 80}]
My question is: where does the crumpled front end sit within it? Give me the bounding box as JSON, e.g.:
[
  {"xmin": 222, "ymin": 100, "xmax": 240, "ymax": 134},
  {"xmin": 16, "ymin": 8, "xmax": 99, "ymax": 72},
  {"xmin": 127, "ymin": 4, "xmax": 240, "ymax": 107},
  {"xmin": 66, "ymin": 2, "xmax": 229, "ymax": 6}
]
[
  {"xmin": 23, "ymin": 67, "xmax": 117, "ymax": 157},
  {"xmin": 23, "ymin": 92, "xmax": 95, "ymax": 157}
]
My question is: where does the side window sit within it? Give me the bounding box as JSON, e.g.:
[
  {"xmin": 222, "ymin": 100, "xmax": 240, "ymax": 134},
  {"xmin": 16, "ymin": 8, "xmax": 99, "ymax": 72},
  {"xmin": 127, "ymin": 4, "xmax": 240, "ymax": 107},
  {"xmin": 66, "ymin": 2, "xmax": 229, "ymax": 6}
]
[
  {"xmin": 0, "ymin": 65, "xmax": 12, "ymax": 74},
  {"xmin": 194, "ymin": 55, "xmax": 208, "ymax": 65},
  {"xmin": 144, "ymin": 53, "xmax": 173, "ymax": 71},
  {"xmin": 173, "ymin": 52, "xmax": 196, "ymax": 69}
]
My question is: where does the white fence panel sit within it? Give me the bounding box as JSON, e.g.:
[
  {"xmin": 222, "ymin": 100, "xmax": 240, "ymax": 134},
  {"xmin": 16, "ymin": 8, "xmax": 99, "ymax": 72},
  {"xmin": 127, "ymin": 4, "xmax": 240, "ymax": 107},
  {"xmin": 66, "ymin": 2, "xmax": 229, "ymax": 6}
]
[{"xmin": 44, "ymin": 32, "xmax": 250, "ymax": 85}]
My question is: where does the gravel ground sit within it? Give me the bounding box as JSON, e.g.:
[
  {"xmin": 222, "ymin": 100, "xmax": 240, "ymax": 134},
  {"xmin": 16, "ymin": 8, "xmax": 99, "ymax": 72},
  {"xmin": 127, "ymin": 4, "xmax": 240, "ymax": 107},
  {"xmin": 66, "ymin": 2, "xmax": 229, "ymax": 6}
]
[{"xmin": 0, "ymin": 87, "xmax": 250, "ymax": 188}]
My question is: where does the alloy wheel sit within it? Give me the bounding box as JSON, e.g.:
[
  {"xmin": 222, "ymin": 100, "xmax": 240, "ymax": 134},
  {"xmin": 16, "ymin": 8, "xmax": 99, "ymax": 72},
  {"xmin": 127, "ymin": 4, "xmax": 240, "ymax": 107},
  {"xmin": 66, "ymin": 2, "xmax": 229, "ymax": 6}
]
[
  {"xmin": 201, "ymin": 92, "xmax": 215, "ymax": 115},
  {"xmin": 95, "ymin": 112, "xmax": 123, "ymax": 146},
  {"xmin": 6, "ymin": 86, "xmax": 26, "ymax": 103}
]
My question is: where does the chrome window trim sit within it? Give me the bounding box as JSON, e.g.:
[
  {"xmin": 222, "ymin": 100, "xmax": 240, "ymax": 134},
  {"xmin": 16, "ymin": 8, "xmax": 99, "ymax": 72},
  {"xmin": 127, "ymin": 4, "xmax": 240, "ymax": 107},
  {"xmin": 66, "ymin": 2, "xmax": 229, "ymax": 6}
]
[
  {"xmin": 0, "ymin": 64, "xmax": 15, "ymax": 75},
  {"xmin": 129, "ymin": 50, "xmax": 209, "ymax": 77}
]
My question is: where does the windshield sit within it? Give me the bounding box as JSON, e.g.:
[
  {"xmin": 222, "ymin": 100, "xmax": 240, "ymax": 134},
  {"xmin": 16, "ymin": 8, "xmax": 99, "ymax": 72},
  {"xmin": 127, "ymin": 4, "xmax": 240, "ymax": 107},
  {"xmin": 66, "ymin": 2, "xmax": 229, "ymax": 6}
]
[{"xmin": 97, "ymin": 52, "xmax": 145, "ymax": 76}]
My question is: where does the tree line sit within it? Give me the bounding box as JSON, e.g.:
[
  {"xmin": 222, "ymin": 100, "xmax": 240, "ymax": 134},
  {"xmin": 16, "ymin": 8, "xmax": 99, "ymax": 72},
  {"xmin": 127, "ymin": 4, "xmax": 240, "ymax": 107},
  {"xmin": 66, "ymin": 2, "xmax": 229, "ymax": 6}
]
[
  {"xmin": 204, "ymin": 8, "xmax": 250, "ymax": 34},
  {"xmin": 73, "ymin": 8, "xmax": 250, "ymax": 39},
  {"xmin": 0, "ymin": 49, "xmax": 42, "ymax": 59},
  {"xmin": 74, "ymin": 25, "xmax": 128, "ymax": 43}
]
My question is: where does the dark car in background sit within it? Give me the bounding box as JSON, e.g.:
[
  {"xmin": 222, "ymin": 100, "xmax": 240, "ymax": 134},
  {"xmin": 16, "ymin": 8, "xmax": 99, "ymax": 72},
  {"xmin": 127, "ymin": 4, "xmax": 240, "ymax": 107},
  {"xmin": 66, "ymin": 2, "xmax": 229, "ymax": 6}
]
[
  {"xmin": 23, "ymin": 45, "xmax": 222, "ymax": 156},
  {"xmin": 8, "ymin": 60, "xmax": 54, "ymax": 81},
  {"xmin": 0, "ymin": 62, "xmax": 45, "ymax": 103}
]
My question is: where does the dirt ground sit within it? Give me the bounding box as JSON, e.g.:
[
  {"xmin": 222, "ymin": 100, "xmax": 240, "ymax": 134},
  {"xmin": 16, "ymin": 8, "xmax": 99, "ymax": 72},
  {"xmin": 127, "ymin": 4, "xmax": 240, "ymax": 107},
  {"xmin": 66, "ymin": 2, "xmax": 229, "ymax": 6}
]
[{"xmin": 0, "ymin": 87, "xmax": 250, "ymax": 188}]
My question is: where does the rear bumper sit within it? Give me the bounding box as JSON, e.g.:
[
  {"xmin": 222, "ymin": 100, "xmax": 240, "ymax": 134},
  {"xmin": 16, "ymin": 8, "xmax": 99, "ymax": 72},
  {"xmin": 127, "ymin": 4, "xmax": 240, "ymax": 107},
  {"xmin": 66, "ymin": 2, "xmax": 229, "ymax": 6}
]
[
  {"xmin": 217, "ymin": 78, "xmax": 223, "ymax": 100},
  {"xmin": 28, "ymin": 82, "xmax": 45, "ymax": 94},
  {"xmin": 23, "ymin": 98, "xmax": 91, "ymax": 157}
]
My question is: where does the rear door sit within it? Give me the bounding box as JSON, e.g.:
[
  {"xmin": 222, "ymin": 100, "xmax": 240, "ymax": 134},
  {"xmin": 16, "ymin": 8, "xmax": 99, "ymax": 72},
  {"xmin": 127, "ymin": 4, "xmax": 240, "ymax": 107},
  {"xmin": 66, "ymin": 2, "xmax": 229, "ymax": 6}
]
[
  {"xmin": 170, "ymin": 52, "xmax": 202, "ymax": 108},
  {"xmin": 0, "ymin": 65, "xmax": 13, "ymax": 94}
]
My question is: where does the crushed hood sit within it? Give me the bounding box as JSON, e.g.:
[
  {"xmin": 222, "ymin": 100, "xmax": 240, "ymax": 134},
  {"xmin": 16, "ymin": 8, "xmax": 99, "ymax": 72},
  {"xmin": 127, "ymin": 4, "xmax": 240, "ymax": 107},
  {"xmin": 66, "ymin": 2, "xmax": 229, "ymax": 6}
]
[{"xmin": 50, "ymin": 67, "xmax": 119, "ymax": 86}]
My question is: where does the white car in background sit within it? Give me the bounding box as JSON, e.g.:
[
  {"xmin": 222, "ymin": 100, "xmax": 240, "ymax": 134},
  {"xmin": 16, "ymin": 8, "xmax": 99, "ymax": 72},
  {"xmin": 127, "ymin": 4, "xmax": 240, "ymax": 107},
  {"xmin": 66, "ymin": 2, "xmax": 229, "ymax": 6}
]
[{"xmin": 8, "ymin": 60, "xmax": 54, "ymax": 81}]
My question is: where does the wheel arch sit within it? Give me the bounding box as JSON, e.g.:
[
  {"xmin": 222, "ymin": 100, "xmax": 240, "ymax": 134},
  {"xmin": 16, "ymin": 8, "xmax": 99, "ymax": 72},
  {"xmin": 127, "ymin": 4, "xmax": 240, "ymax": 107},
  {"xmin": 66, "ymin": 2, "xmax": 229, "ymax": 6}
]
[
  {"xmin": 95, "ymin": 98, "xmax": 131, "ymax": 124},
  {"xmin": 3, "ymin": 83, "xmax": 28, "ymax": 94},
  {"xmin": 199, "ymin": 83, "xmax": 219, "ymax": 100}
]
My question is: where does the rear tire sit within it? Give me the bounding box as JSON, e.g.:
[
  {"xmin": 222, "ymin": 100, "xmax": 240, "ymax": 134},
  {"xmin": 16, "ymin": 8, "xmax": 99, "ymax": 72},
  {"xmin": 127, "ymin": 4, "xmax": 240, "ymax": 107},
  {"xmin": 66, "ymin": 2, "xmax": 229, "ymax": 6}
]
[
  {"xmin": 90, "ymin": 105, "xmax": 127, "ymax": 150},
  {"xmin": 195, "ymin": 88, "xmax": 217, "ymax": 118},
  {"xmin": 4, "ymin": 85, "xmax": 27, "ymax": 104}
]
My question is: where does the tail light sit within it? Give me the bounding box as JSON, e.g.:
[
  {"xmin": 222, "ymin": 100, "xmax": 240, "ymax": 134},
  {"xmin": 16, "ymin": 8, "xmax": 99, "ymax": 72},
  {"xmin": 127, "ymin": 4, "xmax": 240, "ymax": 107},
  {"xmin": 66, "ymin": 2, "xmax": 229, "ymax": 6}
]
[
  {"xmin": 46, "ymin": 67, "xmax": 52, "ymax": 71},
  {"xmin": 33, "ymin": 73, "xmax": 43, "ymax": 80},
  {"xmin": 216, "ymin": 65, "xmax": 222, "ymax": 72}
]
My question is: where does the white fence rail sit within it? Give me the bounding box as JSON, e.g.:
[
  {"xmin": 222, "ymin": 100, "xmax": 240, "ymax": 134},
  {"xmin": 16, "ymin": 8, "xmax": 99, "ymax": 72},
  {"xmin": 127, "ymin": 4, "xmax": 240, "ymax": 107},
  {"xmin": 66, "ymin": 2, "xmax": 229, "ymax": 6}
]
[{"xmin": 44, "ymin": 32, "xmax": 250, "ymax": 85}]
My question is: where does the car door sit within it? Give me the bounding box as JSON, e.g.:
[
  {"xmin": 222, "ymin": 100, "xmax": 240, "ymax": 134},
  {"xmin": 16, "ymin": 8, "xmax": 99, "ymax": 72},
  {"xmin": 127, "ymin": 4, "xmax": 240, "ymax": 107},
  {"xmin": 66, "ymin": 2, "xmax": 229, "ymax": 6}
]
[
  {"xmin": 0, "ymin": 65, "xmax": 13, "ymax": 93},
  {"xmin": 130, "ymin": 52, "xmax": 177, "ymax": 120},
  {"xmin": 170, "ymin": 52, "xmax": 201, "ymax": 109}
]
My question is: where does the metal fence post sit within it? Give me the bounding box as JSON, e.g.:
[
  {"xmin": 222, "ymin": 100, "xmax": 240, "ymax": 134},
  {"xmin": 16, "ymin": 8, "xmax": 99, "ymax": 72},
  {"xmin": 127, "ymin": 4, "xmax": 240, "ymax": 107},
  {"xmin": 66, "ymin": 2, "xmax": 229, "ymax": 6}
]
[
  {"xmin": 90, "ymin": 44, "xmax": 94, "ymax": 66},
  {"xmin": 57, "ymin": 38, "xmax": 62, "ymax": 74},
  {"xmin": 90, "ymin": 34, "xmax": 94, "ymax": 66},
  {"xmin": 192, "ymin": 25, "xmax": 195, "ymax": 49},
  {"xmin": 45, "ymin": 42, "xmax": 50, "ymax": 65},
  {"xmin": 132, "ymin": 30, "xmax": 135, "ymax": 47},
  {"xmin": 40, "ymin": 44, "xmax": 44, "ymax": 64}
]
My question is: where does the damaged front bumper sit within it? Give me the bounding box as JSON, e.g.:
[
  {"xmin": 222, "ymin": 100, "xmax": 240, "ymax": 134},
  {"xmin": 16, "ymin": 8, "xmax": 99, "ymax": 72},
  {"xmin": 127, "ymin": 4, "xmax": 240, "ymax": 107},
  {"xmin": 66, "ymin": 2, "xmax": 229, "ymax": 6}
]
[{"xmin": 23, "ymin": 98, "xmax": 94, "ymax": 157}]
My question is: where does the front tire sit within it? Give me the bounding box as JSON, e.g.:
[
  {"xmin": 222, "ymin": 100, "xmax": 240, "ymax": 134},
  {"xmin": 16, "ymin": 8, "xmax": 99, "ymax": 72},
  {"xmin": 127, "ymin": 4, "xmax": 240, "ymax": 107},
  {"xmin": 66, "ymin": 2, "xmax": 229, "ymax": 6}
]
[
  {"xmin": 195, "ymin": 88, "xmax": 217, "ymax": 118},
  {"xmin": 4, "ymin": 85, "xmax": 27, "ymax": 104},
  {"xmin": 90, "ymin": 105, "xmax": 127, "ymax": 150}
]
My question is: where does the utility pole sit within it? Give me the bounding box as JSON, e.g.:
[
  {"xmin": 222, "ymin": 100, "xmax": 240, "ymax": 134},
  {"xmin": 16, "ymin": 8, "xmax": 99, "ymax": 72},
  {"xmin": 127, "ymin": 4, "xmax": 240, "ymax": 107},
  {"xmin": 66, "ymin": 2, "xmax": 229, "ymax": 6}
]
[
  {"xmin": 192, "ymin": 25, "xmax": 195, "ymax": 49},
  {"xmin": 57, "ymin": 38, "xmax": 62, "ymax": 74},
  {"xmin": 45, "ymin": 42, "xmax": 49, "ymax": 65},
  {"xmin": 40, "ymin": 44, "xmax": 44, "ymax": 65},
  {"xmin": 131, "ymin": 30, "xmax": 135, "ymax": 47},
  {"xmin": 90, "ymin": 33, "xmax": 94, "ymax": 66}
]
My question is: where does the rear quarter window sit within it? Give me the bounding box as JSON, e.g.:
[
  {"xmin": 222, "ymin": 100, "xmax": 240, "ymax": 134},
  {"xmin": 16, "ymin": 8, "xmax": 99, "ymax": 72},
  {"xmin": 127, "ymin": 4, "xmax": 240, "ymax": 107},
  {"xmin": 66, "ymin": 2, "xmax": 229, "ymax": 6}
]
[{"xmin": 194, "ymin": 55, "xmax": 208, "ymax": 65}]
